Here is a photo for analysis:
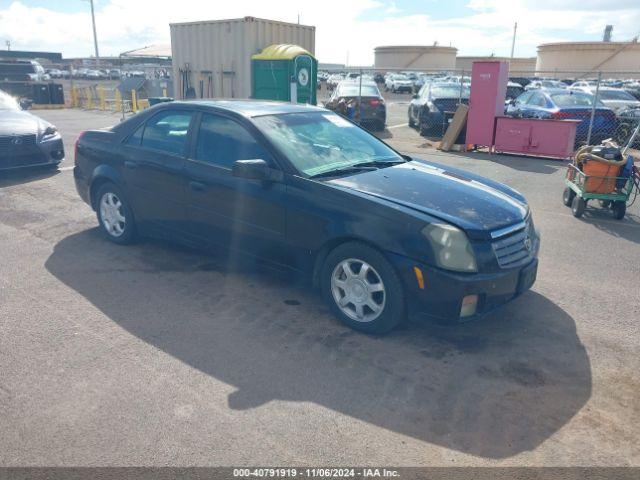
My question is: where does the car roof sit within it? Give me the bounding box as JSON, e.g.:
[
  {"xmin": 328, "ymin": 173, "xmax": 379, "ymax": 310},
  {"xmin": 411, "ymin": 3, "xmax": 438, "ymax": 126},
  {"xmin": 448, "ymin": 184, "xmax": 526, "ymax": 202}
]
[{"xmin": 170, "ymin": 99, "xmax": 325, "ymax": 117}]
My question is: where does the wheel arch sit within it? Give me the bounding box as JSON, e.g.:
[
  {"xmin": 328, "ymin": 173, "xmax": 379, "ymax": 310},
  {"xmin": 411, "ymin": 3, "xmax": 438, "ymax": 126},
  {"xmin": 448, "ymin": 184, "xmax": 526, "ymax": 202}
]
[
  {"xmin": 89, "ymin": 165, "xmax": 125, "ymax": 210},
  {"xmin": 311, "ymin": 235, "xmax": 389, "ymax": 289}
]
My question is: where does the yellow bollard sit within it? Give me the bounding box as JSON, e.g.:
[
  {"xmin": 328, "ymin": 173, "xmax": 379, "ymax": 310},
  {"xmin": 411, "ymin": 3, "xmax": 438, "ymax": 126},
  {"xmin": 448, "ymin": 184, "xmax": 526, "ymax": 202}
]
[
  {"xmin": 131, "ymin": 89, "xmax": 138, "ymax": 113},
  {"xmin": 99, "ymin": 87, "xmax": 106, "ymax": 110},
  {"xmin": 86, "ymin": 88, "xmax": 93, "ymax": 109},
  {"xmin": 70, "ymin": 86, "xmax": 78, "ymax": 108},
  {"xmin": 115, "ymin": 89, "xmax": 122, "ymax": 113},
  {"xmin": 162, "ymin": 88, "xmax": 167, "ymax": 97}
]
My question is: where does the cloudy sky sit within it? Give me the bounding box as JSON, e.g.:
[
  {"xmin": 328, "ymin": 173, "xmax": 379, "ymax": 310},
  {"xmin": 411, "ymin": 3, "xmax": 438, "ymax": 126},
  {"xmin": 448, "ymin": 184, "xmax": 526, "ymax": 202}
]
[{"xmin": 0, "ymin": 0, "xmax": 638, "ymax": 64}]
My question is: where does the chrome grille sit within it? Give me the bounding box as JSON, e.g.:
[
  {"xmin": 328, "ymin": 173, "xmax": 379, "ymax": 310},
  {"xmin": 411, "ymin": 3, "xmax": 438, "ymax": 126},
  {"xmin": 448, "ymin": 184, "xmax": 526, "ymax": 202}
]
[
  {"xmin": 0, "ymin": 134, "xmax": 37, "ymax": 153},
  {"xmin": 492, "ymin": 219, "xmax": 535, "ymax": 268}
]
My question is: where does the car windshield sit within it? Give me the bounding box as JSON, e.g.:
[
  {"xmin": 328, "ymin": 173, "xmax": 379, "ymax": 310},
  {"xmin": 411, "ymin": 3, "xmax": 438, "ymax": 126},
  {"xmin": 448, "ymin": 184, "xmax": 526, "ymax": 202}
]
[
  {"xmin": 597, "ymin": 90, "xmax": 636, "ymax": 101},
  {"xmin": 394, "ymin": 75, "xmax": 409, "ymax": 81},
  {"xmin": 337, "ymin": 84, "xmax": 379, "ymax": 97},
  {"xmin": 551, "ymin": 92, "xmax": 604, "ymax": 107},
  {"xmin": 253, "ymin": 112, "xmax": 402, "ymax": 177},
  {"xmin": 0, "ymin": 91, "xmax": 19, "ymax": 110}
]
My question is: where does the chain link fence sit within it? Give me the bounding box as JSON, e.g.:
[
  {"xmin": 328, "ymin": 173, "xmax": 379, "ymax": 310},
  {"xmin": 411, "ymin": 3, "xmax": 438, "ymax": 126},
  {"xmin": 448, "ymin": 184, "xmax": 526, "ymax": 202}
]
[{"xmin": 317, "ymin": 66, "xmax": 640, "ymax": 151}]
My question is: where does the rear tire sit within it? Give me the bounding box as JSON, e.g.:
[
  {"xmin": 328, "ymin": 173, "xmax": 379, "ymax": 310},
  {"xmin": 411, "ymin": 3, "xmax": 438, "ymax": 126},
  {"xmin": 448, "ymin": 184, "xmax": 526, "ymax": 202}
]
[
  {"xmin": 612, "ymin": 201, "xmax": 626, "ymax": 220},
  {"xmin": 562, "ymin": 187, "xmax": 575, "ymax": 207},
  {"xmin": 95, "ymin": 183, "xmax": 137, "ymax": 244},
  {"xmin": 571, "ymin": 196, "xmax": 586, "ymax": 218},
  {"xmin": 321, "ymin": 242, "xmax": 405, "ymax": 334}
]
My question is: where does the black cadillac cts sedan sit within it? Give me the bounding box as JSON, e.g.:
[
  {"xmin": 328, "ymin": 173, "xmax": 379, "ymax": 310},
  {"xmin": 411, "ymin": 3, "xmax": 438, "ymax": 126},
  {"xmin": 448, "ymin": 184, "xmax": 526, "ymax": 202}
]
[{"xmin": 74, "ymin": 100, "xmax": 539, "ymax": 334}]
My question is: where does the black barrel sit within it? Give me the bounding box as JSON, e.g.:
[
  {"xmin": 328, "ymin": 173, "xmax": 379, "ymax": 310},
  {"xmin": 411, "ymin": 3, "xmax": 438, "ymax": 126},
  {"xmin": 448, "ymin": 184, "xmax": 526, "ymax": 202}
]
[
  {"xmin": 48, "ymin": 83, "xmax": 65, "ymax": 104},
  {"xmin": 32, "ymin": 83, "xmax": 51, "ymax": 104}
]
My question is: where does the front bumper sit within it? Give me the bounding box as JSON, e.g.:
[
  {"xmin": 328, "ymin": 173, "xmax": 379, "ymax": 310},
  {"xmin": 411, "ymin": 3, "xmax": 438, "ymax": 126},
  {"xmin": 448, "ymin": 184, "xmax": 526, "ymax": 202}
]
[
  {"xmin": 388, "ymin": 252, "xmax": 538, "ymax": 323},
  {"xmin": 0, "ymin": 136, "xmax": 64, "ymax": 170}
]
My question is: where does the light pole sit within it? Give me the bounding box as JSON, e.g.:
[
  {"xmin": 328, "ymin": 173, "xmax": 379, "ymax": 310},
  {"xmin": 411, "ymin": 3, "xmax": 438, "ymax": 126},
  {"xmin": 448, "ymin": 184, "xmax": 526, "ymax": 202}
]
[
  {"xmin": 510, "ymin": 22, "xmax": 517, "ymax": 60},
  {"xmin": 85, "ymin": 0, "xmax": 100, "ymax": 66}
]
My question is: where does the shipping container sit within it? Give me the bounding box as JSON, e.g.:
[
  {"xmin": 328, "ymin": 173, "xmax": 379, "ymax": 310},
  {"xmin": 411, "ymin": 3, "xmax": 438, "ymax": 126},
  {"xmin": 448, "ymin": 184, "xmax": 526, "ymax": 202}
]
[{"xmin": 170, "ymin": 16, "xmax": 315, "ymax": 100}]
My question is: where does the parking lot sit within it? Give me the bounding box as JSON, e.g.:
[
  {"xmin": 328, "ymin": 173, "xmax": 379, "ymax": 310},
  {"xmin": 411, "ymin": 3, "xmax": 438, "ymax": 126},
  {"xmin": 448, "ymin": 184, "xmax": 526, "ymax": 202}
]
[{"xmin": 1, "ymin": 104, "xmax": 639, "ymax": 466}]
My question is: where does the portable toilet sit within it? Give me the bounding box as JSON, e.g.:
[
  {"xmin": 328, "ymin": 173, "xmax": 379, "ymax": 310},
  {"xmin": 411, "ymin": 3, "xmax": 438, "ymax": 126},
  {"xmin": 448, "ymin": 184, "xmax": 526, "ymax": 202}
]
[{"xmin": 251, "ymin": 44, "xmax": 317, "ymax": 105}]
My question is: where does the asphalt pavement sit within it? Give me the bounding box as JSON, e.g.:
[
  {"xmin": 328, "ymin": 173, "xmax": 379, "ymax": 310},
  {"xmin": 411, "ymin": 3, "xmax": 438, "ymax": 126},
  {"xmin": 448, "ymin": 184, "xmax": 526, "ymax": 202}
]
[{"xmin": 0, "ymin": 105, "xmax": 638, "ymax": 467}]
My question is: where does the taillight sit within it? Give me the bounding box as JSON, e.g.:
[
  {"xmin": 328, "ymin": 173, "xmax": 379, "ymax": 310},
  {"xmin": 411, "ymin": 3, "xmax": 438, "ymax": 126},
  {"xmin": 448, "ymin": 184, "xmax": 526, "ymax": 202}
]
[
  {"xmin": 370, "ymin": 99, "xmax": 381, "ymax": 106},
  {"xmin": 75, "ymin": 131, "xmax": 86, "ymax": 164},
  {"xmin": 552, "ymin": 111, "xmax": 573, "ymax": 119}
]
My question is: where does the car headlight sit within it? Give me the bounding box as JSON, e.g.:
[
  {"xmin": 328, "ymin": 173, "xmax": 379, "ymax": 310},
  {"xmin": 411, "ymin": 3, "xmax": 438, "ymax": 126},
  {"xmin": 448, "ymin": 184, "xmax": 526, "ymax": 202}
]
[
  {"xmin": 42, "ymin": 125, "xmax": 58, "ymax": 139},
  {"xmin": 422, "ymin": 223, "xmax": 477, "ymax": 272}
]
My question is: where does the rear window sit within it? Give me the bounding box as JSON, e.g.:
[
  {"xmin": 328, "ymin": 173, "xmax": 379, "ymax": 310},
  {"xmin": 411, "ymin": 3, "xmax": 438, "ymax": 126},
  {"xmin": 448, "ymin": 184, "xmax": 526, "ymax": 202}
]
[
  {"xmin": 598, "ymin": 90, "xmax": 636, "ymax": 101},
  {"xmin": 551, "ymin": 92, "xmax": 602, "ymax": 107},
  {"xmin": 337, "ymin": 85, "xmax": 379, "ymax": 97}
]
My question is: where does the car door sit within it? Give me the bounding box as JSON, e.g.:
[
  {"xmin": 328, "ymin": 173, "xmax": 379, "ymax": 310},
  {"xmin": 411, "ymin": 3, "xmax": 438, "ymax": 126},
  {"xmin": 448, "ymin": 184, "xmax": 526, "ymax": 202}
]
[
  {"xmin": 120, "ymin": 109, "xmax": 194, "ymax": 232},
  {"xmin": 184, "ymin": 112, "xmax": 288, "ymax": 262}
]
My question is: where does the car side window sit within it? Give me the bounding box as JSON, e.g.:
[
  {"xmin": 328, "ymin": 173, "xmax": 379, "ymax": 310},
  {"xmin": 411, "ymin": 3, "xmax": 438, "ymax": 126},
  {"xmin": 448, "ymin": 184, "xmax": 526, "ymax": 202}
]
[
  {"xmin": 195, "ymin": 114, "xmax": 273, "ymax": 169},
  {"xmin": 124, "ymin": 123, "xmax": 144, "ymax": 146},
  {"xmin": 140, "ymin": 110, "xmax": 193, "ymax": 156}
]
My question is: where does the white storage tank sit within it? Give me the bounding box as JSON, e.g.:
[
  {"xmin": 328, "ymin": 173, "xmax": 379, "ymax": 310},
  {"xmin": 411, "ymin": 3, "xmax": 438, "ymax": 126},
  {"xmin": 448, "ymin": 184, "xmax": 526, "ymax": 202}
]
[
  {"xmin": 170, "ymin": 16, "xmax": 315, "ymax": 99},
  {"xmin": 374, "ymin": 45, "xmax": 457, "ymax": 71},
  {"xmin": 536, "ymin": 41, "xmax": 640, "ymax": 76}
]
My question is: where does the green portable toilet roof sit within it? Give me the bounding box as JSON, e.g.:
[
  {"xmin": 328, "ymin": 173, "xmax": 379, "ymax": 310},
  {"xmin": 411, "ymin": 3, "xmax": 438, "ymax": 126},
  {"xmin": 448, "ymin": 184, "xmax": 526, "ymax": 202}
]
[{"xmin": 252, "ymin": 44, "xmax": 315, "ymax": 61}]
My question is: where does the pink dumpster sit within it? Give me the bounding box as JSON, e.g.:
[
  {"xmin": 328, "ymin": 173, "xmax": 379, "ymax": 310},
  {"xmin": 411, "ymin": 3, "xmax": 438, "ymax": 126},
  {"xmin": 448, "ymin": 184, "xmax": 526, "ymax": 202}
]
[{"xmin": 494, "ymin": 117, "xmax": 580, "ymax": 159}]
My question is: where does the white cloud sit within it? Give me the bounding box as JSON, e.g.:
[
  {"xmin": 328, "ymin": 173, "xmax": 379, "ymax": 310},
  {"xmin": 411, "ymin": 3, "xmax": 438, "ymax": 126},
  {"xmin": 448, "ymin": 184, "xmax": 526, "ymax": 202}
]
[{"xmin": 0, "ymin": 0, "xmax": 638, "ymax": 64}]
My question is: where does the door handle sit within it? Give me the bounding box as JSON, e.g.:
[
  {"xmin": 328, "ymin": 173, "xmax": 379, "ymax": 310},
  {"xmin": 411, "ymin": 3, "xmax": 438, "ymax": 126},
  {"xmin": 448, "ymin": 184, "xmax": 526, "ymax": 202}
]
[
  {"xmin": 124, "ymin": 160, "xmax": 138, "ymax": 170},
  {"xmin": 188, "ymin": 180, "xmax": 205, "ymax": 191}
]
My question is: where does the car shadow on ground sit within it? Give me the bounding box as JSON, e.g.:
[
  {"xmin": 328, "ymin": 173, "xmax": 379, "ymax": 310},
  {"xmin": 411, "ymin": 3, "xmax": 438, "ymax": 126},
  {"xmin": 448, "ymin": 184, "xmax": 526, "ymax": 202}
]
[
  {"xmin": 0, "ymin": 165, "xmax": 60, "ymax": 188},
  {"xmin": 447, "ymin": 150, "xmax": 567, "ymax": 175},
  {"xmin": 45, "ymin": 229, "xmax": 592, "ymax": 459}
]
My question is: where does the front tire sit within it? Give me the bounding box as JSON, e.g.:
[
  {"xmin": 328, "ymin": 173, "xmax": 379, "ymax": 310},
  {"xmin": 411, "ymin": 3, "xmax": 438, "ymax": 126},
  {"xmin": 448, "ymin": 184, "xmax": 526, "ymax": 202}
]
[
  {"xmin": 321, "ymin": 242, "xmax": 405, "ymax": 334},
  {"xmin": 562, "ymin": 187, "xmax": 575, "ymax": 207},
  {"xmin": 95, "ymin": 183, "xmax": 137, "ymax": 244},
  {"xmin": 571, "ymin": 196, "xmax": 586, "ymax": 218}
]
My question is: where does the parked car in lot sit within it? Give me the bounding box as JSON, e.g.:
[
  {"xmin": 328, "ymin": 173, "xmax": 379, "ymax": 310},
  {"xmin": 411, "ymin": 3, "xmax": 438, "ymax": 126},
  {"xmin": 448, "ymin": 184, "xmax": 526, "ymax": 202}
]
[
  {"xmin": 589, "ymin": 88, "xmax": 640, "ymax": 114},
  {"xmin": 408, "ymin": 82, "xmax": 470, "ymax": 136},
  {"xmin": 0, "ymin": 89, "xmax": 64, "ymax": 170},
  {"xmin": 0, "ymin": 59, "xmax": 48, "ymax": 82},
  {"xmin": 324, "ymin": 81, "xmax": 386, "ymax": 131},
  {"xmin": 525, "ymin": 80, "xmax": 567, "ymax": 91},
  {"xmin": 384, "ymin": 74, "xmax": 413, "ymax": 93},
  {"xmin": 506, "ymin": 89, "xmax": 618, "ymax": 145},
  {"xmin": 73, "ymin": 100, "xmax": 539, "ymax": 333},
  {"xmin": 506, "ymin": 81, "xmax": 524, "ymax": 101}
]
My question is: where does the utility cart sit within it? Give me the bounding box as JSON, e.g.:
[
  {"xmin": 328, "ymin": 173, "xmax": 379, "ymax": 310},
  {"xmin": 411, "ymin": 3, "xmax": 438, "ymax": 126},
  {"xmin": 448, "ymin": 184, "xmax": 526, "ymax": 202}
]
[{"xmin": 563, "ymin": 163, "xmax": 638, "ymax": 219}]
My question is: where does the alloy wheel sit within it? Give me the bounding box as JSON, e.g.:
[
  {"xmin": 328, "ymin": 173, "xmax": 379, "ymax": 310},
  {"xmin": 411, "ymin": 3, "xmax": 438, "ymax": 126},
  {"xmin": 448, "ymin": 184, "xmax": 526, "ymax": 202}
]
[
  {"xmin": 100, "ymin": 192, "xmax": 126, "ymax": 237},
  {"xmin": 331, "ymin": 258, "xmax": 386, "ymax": 323}
]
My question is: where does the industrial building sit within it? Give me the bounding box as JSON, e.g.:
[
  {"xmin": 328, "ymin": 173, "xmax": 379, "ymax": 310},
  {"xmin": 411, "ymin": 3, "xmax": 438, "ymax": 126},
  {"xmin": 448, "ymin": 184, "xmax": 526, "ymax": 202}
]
[
  {"xmin": 455, "ymin": 56, "xmax": 536, "ymax": 74},
  {"xmin": 170, "ymin": 16, "xmax": 315, "ymax": 99},
  {"xmin": 536, "ymin": 41, "xmax": 640, "ymax": 75},
  {"xmin": 374, "ymin": 45, "xmax": 457, "ymax": 71}
]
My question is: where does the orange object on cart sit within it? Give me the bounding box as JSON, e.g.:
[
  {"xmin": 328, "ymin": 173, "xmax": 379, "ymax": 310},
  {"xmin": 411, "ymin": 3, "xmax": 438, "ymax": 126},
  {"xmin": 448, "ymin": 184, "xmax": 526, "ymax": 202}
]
[{"xmin": 581, "ymin": 160, "xmax": 620, "ymax": 194}]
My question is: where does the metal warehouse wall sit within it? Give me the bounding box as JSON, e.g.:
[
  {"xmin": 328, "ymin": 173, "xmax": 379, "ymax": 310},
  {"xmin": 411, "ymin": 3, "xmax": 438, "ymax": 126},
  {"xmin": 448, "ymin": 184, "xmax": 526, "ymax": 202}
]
[
  {"xmin": 455, "ymin": 56, "xmax": 537, "ymax": 74},
  {"xmin": 374, "ymin": 46, "xmax": 457, "ymax": 71},
  {"xmin": 170, "ymin": 16, "xmax": 315, "ymax": 99}
]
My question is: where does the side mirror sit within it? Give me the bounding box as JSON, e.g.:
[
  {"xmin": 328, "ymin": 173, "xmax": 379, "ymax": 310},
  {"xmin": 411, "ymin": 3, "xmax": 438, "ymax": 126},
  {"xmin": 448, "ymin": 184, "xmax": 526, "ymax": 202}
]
[
  {"xmin": 412, "ymin": 94, "xmax": 419, "ymax": 99},
  {"xmin": 232, "ymin": 159, "xmax": 282, "ymax": 182}
]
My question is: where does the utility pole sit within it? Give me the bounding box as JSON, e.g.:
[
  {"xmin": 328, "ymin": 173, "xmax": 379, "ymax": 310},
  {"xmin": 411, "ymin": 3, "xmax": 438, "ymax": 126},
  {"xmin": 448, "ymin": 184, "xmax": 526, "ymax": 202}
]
[
  {"xmin": 510, "ymin": 22, "xmax": 517, "ymax": 60},
  {"xmin": 88, "ymin": 0, "xmax": 100, "ymax": 66},
  {"xmin": 5, "ymin": 40, "xmax": 10, "ymax": 51}
]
